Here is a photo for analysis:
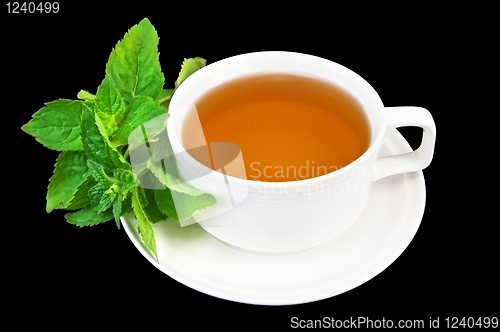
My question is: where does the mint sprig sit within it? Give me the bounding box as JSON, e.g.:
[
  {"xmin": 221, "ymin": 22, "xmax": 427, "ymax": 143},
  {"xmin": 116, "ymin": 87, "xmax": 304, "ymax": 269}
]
[{"xmin": 21, "ymin": 18, "xmax": 209, "ymax": 261}]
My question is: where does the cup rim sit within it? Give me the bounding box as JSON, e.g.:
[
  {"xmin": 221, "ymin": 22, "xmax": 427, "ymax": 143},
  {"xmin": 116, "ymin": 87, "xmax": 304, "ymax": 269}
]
[{"xmin": 167, "ymin": 51, "xmax": 386, "ymax": 188}]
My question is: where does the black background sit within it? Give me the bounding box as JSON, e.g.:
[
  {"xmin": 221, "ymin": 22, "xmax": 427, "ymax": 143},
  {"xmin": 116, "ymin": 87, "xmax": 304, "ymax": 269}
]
[{"xmin": 4, "ymin": 2, "xmax": 497, "ymax": 329}]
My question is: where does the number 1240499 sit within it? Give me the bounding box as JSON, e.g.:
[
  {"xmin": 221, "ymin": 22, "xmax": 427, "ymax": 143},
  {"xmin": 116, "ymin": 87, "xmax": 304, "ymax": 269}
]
[{"xmin": 6, "ymin": 2, "xmax": 59, "ymax": 13}]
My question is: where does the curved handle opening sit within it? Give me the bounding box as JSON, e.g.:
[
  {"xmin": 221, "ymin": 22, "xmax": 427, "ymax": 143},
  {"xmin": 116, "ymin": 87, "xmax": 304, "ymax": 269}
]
[{"xmin": 372, "ymin": 107, "xmax": 436, "ymax": 182}]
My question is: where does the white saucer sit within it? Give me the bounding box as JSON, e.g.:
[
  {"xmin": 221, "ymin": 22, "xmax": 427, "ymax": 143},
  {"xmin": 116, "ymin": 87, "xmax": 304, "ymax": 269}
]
[{"xmin": 121, "ymin": 129, "xmax": 426, "ymax": 305}]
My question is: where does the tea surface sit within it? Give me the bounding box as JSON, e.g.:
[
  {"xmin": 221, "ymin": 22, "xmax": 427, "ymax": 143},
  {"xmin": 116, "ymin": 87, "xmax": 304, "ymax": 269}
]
[{"xmin": 185, "ymin": 74, "xmax": 370, "ymax": 181}]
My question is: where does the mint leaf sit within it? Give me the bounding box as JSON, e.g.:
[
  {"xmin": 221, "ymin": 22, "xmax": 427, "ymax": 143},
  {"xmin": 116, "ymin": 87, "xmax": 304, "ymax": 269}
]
[
  {"xmin": 21, "ymin": 99, "xmax": 84, "ymax": 151},
  {"xmin": 77, "ymin": 90, "xmax": 96, "ymax": 102},
  {"xmin": 175, "ymin": 57, "xmax": 206, "ymax": 88},
  {"xmin": 92, "ymin": 185, "xmax": 116, "ymax": 213},
  {"xmin": 80, "ymin": 105, "xmax": 129, "ymax": 174},
  {"xmin": 87, "ymin": 159, "xmax": 110, "ymax": 184},
  {"xmin": 112, "ymin": 199, "xmax": 123, "ymax": 228},
  {"xmin": 94, "ymin": 75, "xmax": 127, "ymax": 138},
  {"xmin": 131, "ymin": 187, "xmax": 157, "ymax": 259},
  {"xmin": 23, "ymin": 17, "xmax": 215, "ymax": 259},
  {"xmin": 87, "ymin": 160, "xmax": 136, "ymax": 228},
  {"xmin": 46, "ymin": 150, "xmax": 90, "ymax": 212},
  {"xmin": 113, "ymin": 167, "xmax": 137, "ymax": 194},
  {"xmin": 113, "ymin": 96, "xmax": 166, "ymax": 143},
  {"xmin": 105, "ymin": 18, "xmax": 164, "ymax": 103},
  {"xmin": 117, "ymin": 195, "xmax": 133, "ymax": 221},
  {"xmin": 65, "ymin": 204, "xmax": 114, "ymax": 227},
  {"xmin": 142, "ymin": 188, "xmax": 168, "ymax": 223},
  {"xmin": 154, "ymin": 188, "xmax": 177, "ymax": 219},
  {"xmin": 95, "ymin": 76, "xmax": 125, "ymax": 115},
  {"xmin": 64, "ymin": 176, "xmax": 96, "ymax": 210}
]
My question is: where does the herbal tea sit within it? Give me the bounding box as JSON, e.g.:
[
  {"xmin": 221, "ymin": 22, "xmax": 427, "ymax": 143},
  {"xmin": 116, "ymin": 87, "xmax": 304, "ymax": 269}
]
[{"xmin": 184, "ymin": 73, "xmax": 370, "ymax": 181}]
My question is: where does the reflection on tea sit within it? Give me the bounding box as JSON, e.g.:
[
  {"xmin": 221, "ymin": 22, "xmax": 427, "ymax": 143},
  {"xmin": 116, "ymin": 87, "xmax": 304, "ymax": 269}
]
[{"xmin": 184, "ymin": 73, "xmax": 370, "ymax": 181}]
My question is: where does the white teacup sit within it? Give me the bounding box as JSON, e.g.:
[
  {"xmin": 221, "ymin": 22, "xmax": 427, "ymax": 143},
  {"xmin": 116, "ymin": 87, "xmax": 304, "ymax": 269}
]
[{"xmin": 167, "ymin": 51, "xmax": 436, "ymax": 253}]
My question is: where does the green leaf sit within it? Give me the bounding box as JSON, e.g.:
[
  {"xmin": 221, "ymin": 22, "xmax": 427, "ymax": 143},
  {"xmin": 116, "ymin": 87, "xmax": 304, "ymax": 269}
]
[
  {"xmin": 121, "ymin": 195, "xmax": 133, "ymax": 215},
  {"xmin": 23, "ymin": 17, "xmax": 214, "ymax": 258},
  {"xmin": 131, "ymin": 187, "xmax": 157, "ymax": 259},
  {"xmin": 114, "ymin": 195, "xmax": 133, "ymax": 228},
  {"xmin": 64, "ymin": 176, "xmax": 96, "ymax": 210},
  {"xmin": 95, "ymin": 187, "xmax": 116, "ymax": 213},
  {"xmin": 86, "ymin": 159, "xmax": 136, "ymax": 228},
  {"xmin": 65, "ymin": 204, "xmax": 114, "ymax": 227},
  {"xmin": 89, "ymin": 181, "xmax": 107, "ymax": 207},
  {"xmin": 87, "ymin": 160, "xmax": 110, "ymax": 184},
  {"xmin": 113, "ymin": 167, "xmax": 137, "ymax": 194},
  {"xmin": 105, "ymin": 18, "xmax": 164, "ymax": 103},
  {"xmin": 142, "ymin": 188, "xmax": 168, "ymax": 223},
  {"xmin": 94, "ymin": 76, "xmax": 127, "ymax": 138},
  {"xmin": 113, "ymin": 96, "xmax": 166, "ymax": 142},
  {"xmin": 96, "ymin": 114, "xmax": 131, "ymax": 169},
  {"xmin": 113, "ymin": 199, "xmax": 123, "ymax": 228},
  {"xmin": 95, "ymin": 76, "xmax": 125, "ymax": 115},
  {"xmin": 21, "ymin": 99, "xmax": 84, "ymax": 151},
  {"xmin": 174, "ymin": 57, "xmax": 206, "ymax": 88},
  {"xmin": 80, "ymin": 105, "xmax": 115, "ymax": 171},
  {"xmin": 77, "ymin": 90, "xmax": 95, "ymax": 102},
  {"xmin": 80, "ymin": 105, "xmax": 130, "ymax": 174},
  {"xmin": 46, "ymin": 150, "xmax": 90, "ymax": 212},
  {"xmin": 154, "ymin": 188, "xmax": 178, "ymax": 219}
]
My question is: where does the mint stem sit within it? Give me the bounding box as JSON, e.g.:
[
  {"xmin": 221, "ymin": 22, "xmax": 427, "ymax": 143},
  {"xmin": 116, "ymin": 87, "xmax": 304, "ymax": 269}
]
[{"xmin": 157, "ymin": 94, "xmax": 172, "ymax": 106}]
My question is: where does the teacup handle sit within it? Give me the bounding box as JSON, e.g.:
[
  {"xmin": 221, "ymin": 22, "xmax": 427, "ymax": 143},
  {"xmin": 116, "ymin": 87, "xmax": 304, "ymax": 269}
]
[{"xmin": 372, "ymin": 106, "xmax": 436, "ymax": 181}]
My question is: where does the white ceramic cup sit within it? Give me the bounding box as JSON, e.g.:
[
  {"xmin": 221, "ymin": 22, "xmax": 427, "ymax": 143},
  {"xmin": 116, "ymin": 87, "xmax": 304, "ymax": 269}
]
[{"xmin": 167, "ymin": 51, "xmax": 436, "ymax": 253}]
